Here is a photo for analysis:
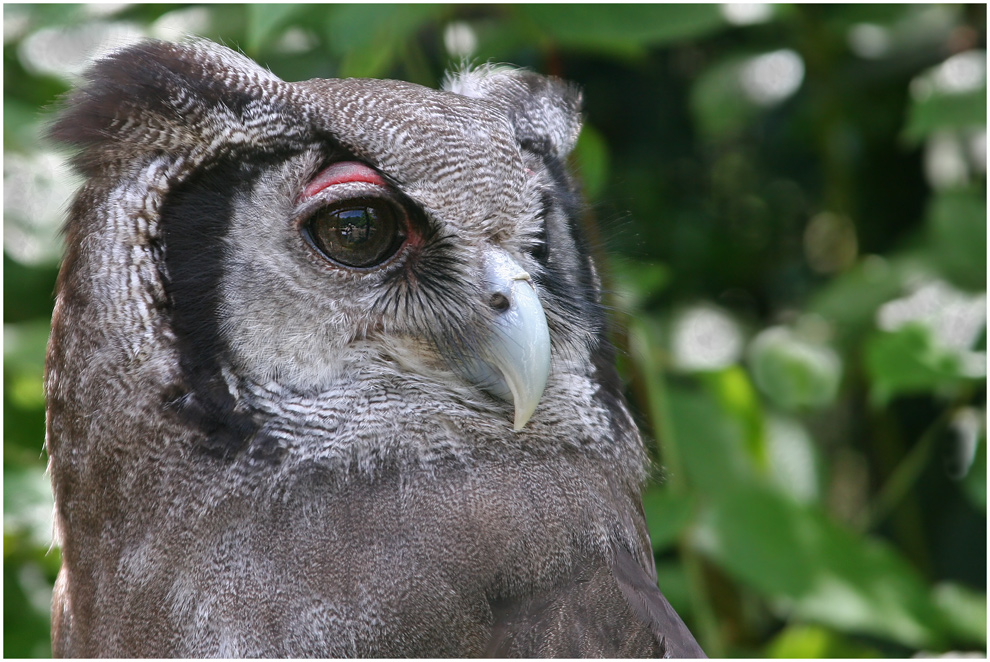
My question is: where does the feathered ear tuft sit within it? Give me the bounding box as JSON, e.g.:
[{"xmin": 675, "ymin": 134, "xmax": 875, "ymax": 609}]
[
  {"xmin": 49, "ymin": 39, "xmax": 300, "ymax": 175},
  {"xmin": 444, "ymin": 64, "xmax": 583, "ymax": 160}
]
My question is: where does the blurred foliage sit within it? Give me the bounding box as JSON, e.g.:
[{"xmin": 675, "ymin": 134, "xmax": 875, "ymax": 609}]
[{"xmin": 3, "ymin": 3, "xmax": 986, "ymax": 658}]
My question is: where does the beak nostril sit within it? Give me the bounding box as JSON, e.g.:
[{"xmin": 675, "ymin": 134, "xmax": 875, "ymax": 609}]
[{"xmin": 490, "ymin": 292, "xmax": 511, "ymax": 313}]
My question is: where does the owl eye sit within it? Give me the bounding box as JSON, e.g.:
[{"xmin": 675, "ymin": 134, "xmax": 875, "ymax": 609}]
[{"xmin": 304, "ymin": 198, "xmax": 407, "ymax": 269}]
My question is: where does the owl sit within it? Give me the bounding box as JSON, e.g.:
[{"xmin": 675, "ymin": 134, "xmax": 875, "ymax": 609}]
[{"xmin": 45, "ymin": 39, "xmax": 704, "ymax": 658}]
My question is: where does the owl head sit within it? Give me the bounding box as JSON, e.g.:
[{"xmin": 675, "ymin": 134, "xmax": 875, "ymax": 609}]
[{"xmin": 48, "ymin": 40, "xmax": 638, "ymax": 471}]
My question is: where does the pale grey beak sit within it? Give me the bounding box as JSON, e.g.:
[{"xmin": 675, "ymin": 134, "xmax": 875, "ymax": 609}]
[{"xmin": 457, "ymin": 248, "xmax": 551, "ymax": 430}]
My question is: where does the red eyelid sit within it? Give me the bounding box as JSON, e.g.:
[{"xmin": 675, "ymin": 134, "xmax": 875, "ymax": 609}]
[{"xmin": 302, "ymin": 161, "xmax": 387, "ymax": 198}]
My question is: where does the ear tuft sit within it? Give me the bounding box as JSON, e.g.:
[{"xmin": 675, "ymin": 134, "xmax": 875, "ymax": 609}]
[
  {"xmin": 48, "ymin": 39, "xmax": 298, "ymax": 175},
  {"xmin": 444, "ymin": 65, "xmax": 583, "ymax": 159}
]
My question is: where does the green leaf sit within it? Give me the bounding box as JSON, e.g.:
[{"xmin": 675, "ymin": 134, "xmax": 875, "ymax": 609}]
[
  {"xmin": 4, "ymin": 320, "xmax": 50, "ymax": 382},
  {"xmin": 339, "ymin": 41, "xmax": 397, "ymax": 81},
  {"xmin": 519, "ymin": 4, "xmax": 727, "ymax": 55},
  {"xmin": 690, "ymin": 56, "xmax": 755, "ymax": 140},
  {"xmin": 3, "ymin": 552, "xmax": 55, "ymax": 658},
  {"xmin": 246, "ymin": 4, "xmax": 310, "ymax": 53},
  {"xmin": 961, "ymin": 431, "xmax": 986, "ymax": 512},
  {"xmin": 3, "ymin": 99, "xmax": 43, "ymax": 155},
  {"xmin": 864, "ymin": 323, "xmax": 968, "ymax": 405},
  {"xmin": 609, "ymin": 257, "xmax": 671, "ymax": 314},
  {"xmin": 642, "ymin": 486, "xmax": 694, "ymax": 552},
  {"xmin": 3, "ymin": 253, "xmax": 59, "ymax": 324},
  {"xmin": 702, "ymin": 366, "xmax": 768, "ymax": 469},
  {"xmin": 764, "ymin": 414, "xmax": 823, "ymax": 504},
  {"xmin": 324, "ymin": 4, "xmax": 401, "ymax": 54},
  {"xmin": 926, "ymin": 189, "xmax": 987, "ymax": 292},
  {"xmin": 821, "ymin": 4, "xmax": 915, "ymax": 28},
  {"xmin": 665, "ymin": 384, "xmax": 758, "ymax": 495},
  {"xmin": 765, "ymin": 623, "xmax": 881, "ymax": 658},
  {"xmin": 809, "ymin": 256, "xmax": 912, "ymax": 347},
  {"xmin": 748, "ymin": 327, "xmax": 842, "ymax": 411},
  {"xmin": 573, "ymin": 123, "xmax": 610, "ymax": 201},
  {"xmin": 3, "ymin": 465, "xmax": 55, "ymax": 549},
  {"xmin": 611, "ymin": 258, "xmax": 671, "ymax": 299},
  {"xmin": 654, "ymin": 559, "xmax": 692, "ymax": 619},
  {"xmin": 933, "ymin": 582, "xmax": 987, "ymax": 647},
  {"xmin": 905, "ymin": 87, "xmax": 986, "ymax": 143},
  {"xmin": 324, "ymin": 4, "xmax": 445, "ymax": 78},
  {"xmin": 694, "ymin": 484, "xmax": 948, "ymax": 649}
]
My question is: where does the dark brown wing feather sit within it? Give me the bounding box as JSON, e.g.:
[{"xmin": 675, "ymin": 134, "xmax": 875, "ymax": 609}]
[
  {"xmin": 612, "ymin": 546, "xmax": 707, "ymax": 658},
  {"xmin": 486, "ymin": 549, "xmax": 706, "ymax": 658}
]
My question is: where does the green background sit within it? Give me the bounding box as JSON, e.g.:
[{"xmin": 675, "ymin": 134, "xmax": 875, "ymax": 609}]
[{"xmin": 4, "ymin": 4, "xmax": 986, "ymax": 657}]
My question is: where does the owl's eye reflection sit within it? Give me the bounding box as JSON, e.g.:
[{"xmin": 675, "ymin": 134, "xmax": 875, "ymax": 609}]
[{"xmin": 304, "ymin": 199, "xmax": 406, "ymax": 269}]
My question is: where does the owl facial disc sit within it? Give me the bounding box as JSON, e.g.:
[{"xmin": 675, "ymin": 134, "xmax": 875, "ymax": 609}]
[{"xmin": 458, "ymin": 248, "xmax": 551, "ymax": 431}]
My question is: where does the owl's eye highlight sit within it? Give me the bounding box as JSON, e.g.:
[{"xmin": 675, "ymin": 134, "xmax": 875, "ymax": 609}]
[{"xmin": 304, "ymin": 199, "xmax": 406, "ymax": 269}]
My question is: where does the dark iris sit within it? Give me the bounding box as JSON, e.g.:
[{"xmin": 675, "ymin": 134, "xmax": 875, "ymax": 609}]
[{"xmin": 304, "ymin": 199, "xmax": 405, "ymax": 268}]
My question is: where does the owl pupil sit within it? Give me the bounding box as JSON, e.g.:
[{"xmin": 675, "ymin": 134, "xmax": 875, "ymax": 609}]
[{"xmin": 306, "ymin": 201, "xmax": 403, "ymax": 269}]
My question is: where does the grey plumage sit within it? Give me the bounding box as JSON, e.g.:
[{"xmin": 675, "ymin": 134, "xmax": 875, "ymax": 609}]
[{"xmin": 45, "ymin": 39, "xmax": 705, "ymax": 657}]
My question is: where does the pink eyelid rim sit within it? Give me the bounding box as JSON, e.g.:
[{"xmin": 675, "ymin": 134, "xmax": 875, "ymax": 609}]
[{"xmin": 302, "ymin": 161, "xmax": 387, "ymax": 199}]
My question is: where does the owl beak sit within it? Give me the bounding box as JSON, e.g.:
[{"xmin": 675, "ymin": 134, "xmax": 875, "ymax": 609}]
[{"xmin": 458, "ymin": 249, "xmax": 551, "ymax": 430}]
